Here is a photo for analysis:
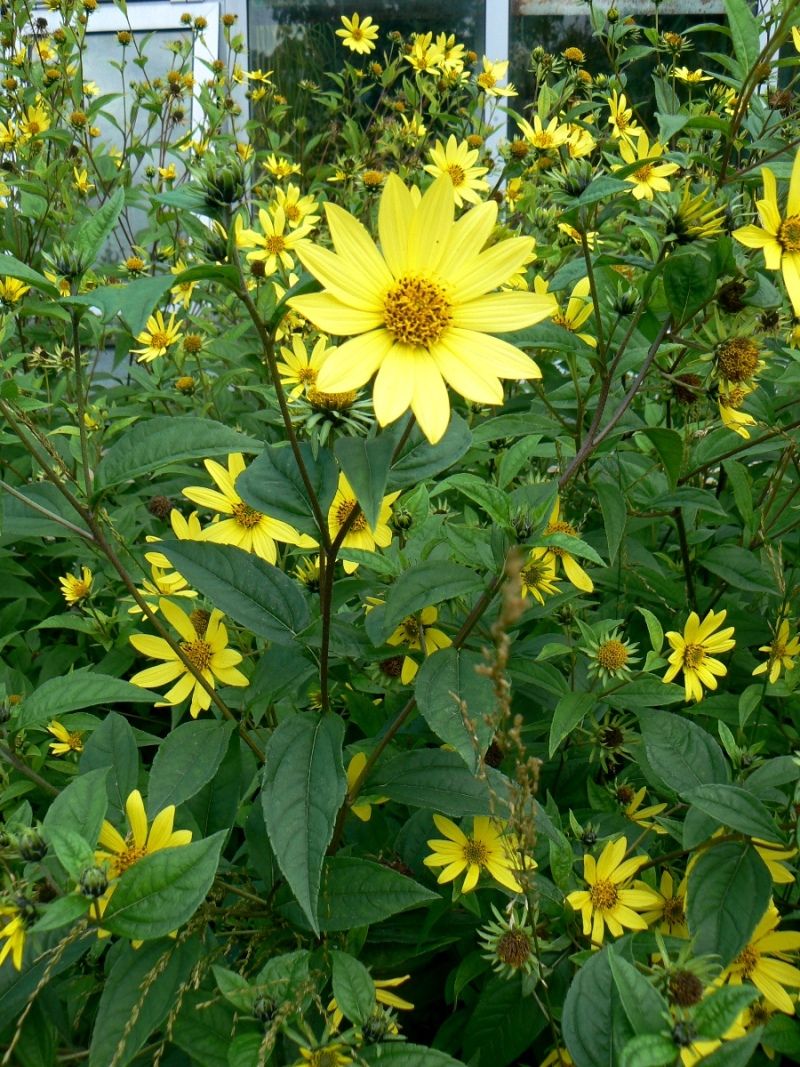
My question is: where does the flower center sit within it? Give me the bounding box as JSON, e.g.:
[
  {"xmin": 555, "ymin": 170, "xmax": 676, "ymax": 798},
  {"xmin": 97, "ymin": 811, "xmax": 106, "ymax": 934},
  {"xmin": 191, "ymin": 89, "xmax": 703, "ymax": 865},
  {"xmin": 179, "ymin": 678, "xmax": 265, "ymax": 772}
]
[
  {"xmin": 181, "ymin": 638, "xmax": 213, "ymax": 670},
  {"xmin": 335, "ymin": 498, "xmax": 368, "ymax": 532},
  {"xmin": 662, "ymin": 895, "xmax": 685, "ymax": 928},
  {"xmin": 496, "ymin": 929, "xmax": 532, "ymax": 967},
  {"xmin": 616, "ymin": 112, "xmax": 629, "ymax": 130},
  {"xmin": 264, "ymin": 234, "xmax": 286, "ymax": 254},
  {"xmin": 522, "ymin": 560, "xmax": 548, "ymax": 586},
  {"xmin": 534, "ymin": 133, "xmax": 555, "ymax": 148},
  {"xmin": 551, "ymin": 312, "xmax": 573, "ymax": 331},
  {"xmin": 597, "ymin": 640, "xmax": 628, "ymax": 670},
  {"xmin": 477, "ymin": 72, "xmax": 496, "ymax": 90},
  {"xmin": 351, "ymin": 28, "xmax": 364, "ymax": 41},
  {"xmin": 735, "ymin": 945, "xmax": 759, "ymax": 978},
  {"xmin": 307, "ymin": 386, "xmax": 357, "ymax": 410},
  {"xmin": 463, "ymin": 837, "xmax": 489, "ymax": 866},
  {"xmin": 446, "ymin": 163, "xmax": 466, "ymax": 187},
  {"xmin": 285, "ymin": 203, "xmax": 300, "ymax": 221},
  {"xmin": 402, "ymin": 616, "xmax": 421, "ymax": 642},
  {"xmin": 634, "ymin": 164, "xmax": 654, "ymax": 183},
  {"xmin": 716, "ymin": 337, "xmax": 761, "ymax": 381},
  {"xmin": 778, "ymin": 215, "xmax": 800, "ymax": 253},
  {"xmin": 383, "ymin": 274, "xmax": 452, "ymax": 348},
  {"xmin": 590, "ymin": 878, "xmax": 619, "ymax": 910},
  {"xmin": 297, "ymin": 366, "xmax": 317, "ymax": 383},
  {"xmin": 150, "ymin": 331, "xmax": 169, "ymax": 349},
  {"xmin": 683, "ymin": 643, "xmax": 706, "ymax": 669},
  {"xmin": 232, "ymin": 502, "xmax": 263, "ymax": 529},
  {"xmin": 115, "ymin": 835, "xmax": 148, "ymax": 874},
  {"xmin": 65, "ymin": 730, "xmax": 83, "ymax": 751}
]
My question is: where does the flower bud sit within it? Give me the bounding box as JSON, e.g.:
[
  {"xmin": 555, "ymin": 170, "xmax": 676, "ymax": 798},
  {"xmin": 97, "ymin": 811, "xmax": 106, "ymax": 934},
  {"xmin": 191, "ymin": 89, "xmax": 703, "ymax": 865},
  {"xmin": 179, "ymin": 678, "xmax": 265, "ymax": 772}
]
[
  {"xmin": 79, "ymin": 865, "xmax": 108, "ymax": 899},
  {"xmin": 18, "ymin": 828, "xmax": 47, "ymax": 862}
]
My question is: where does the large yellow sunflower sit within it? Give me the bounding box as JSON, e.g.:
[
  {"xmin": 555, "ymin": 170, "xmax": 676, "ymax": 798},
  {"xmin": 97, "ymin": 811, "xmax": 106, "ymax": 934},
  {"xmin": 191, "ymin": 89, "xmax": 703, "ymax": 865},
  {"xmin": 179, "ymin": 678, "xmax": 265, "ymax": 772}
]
[
  {"xmin": 733, "ymin": 149, "xmax": 800, "ymax": 315},
  {"xmin": 289, "ymin": 175, "xmax": 556, "ymax": 443},
  {"xmin": 662, "ymin": 609, "xmax": 736, "ymax": 703}
]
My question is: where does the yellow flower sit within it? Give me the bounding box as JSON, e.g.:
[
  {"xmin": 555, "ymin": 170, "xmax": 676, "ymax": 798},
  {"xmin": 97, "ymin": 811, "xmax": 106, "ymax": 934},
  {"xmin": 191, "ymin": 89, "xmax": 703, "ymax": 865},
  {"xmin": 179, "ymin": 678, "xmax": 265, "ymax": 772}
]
[
  {"xmin": 635, "ymin": 870, "xmax": 688, "ymax": 935},
  {"xmin": 517, "ymin": 114, "xmax": 570, "ymax": 151},
  {"xmin": 129, "ymin": 599, "xmax": 248, "ymax": 717},
  {"xmin": 72, "ymin": 167, "xmax": 95, "ymax": 194},
  {"xmin": 544, "ymin": 498, "xmax": 594, "ymax": 591},
  {"xmin": 386, "ymin": 605, "xmax": 452, "ymax": 683},
  {"xmin": 424, "ymin": 814, "xmax": 529, "ymax": 893},
  {"xmin": 0, "ymin": 277, "xmax": 30, "ymax": 304},
  {"xmin": 170, "ymin": 260, "xmax": 197, "ymax": 309},
  {"xmin": 753, "ymin": 617, "xmax": 800, "ymax": 683},
  {"xmin": 607, "ymin": 89, "xmax": 643, "ymax": 144},
  {"xmin": 262, "ymin": 153, "xmax": 301, "ymax": 179},
  {"xmin": 424, "ymin": 135, "xmax": 489, "ymax": 208},
  {"xmin": 623, "ymin": 787, "xmax": 668, "ymax": 834},
  {"xmin": 754, "ymin": 839, "xmax": 798, "ymax": 884},
  {"xmin": 297, "ymin": 1046, "xmax": 352, "ymax": 1067},
  {"xmin": 734, "ymin": 149, "xmax": 800, "ymax": 315},
  {"xmin": 59, "ymin": 566, "xmax": 93, "ymax": 605},
  {"xmin": 615, "ymin": 132, "xmax": 679, "ymax": 200},
  {"xmin": 679, "ymin": 1015, "xmax": 747, "ymax": 1067},
  {"xmin": 719, "ymin": 380, "xmax": 757, "ymax": 439},
  {"xmin": 0, "ymin": 904, "xmax": 30, "ymax": 971},
  {"xmin": 405, "ymin": 32, "xmax": 443, "ymax": 74},
  {"xmin": 235, "ymin": 206, "xmax": 311, "ymax": 275},
  {"xmin": 674, "ymin": 66, "xmax": 712, "ymax": 83},
  {"xmin": 662, "ymin": 609, "xmax": 736, "ymax": 703},
  {"xmin": 246, "ymin": 68, "xmax": 273, "ymax": 84},
  {"xmin": 335, "ymin": 12, "xmax": 379, "ymax": 55},
  {"xmin": 436, "ymin": 33, "xmax": 466, "ymax": 74},
  {"xmin": 236, "ymin": 142, "xmax": 253, "ymax": 162},
  {"xmin": 47, "ymin": 721, "xmax": 84, "ymax": 756},
  {"xmin": 399, "ymin": 113, "xmax": 426, "ymax": 143},
  {"xmin": 794, "ymin": 26, "xmax": 800, "ymax": 53},
  {"xmin": 519, "ymin": 547, "xmax": 560, "ymax": 605},
  {"xmin": 476, "ymin": 56, "xmax": 517, "ymax": 97},
  {"xmin": 183, "ymin": 453, "xmax": 309, "ymax": 563},
  {"xmin": 44, "ymin": 270, "xmax": 72, "ymax": 297},
  {"xmin": 540, "ymin": 1050, "xmax": 574, "ymax": 1067},
  {"xmin": 277, "ymin": 334, "xmax": 333, "ymax": 398},
  {"xmin": 18, "ymin": 102, "xmax": 50, "ymax": 140},
  {"xmin": 289, "ymin": 174, "xmax": 556, "ymax": 444},
  {"xmin": 328, "ymin": 473, "xmax": 398, "ymax": 574},
  {"xmin": 0, "ymin": 120, "xmax": 19, "ymax": 149},
  {"xmin": 272, "ymin": 183, "xmax": 320, "ymax": 229},
  {"xmin": 346, "ymin": 752, "xmax": 388, "ymax": 822},
  {"xmin": 566, "ymin": 125, "xmax": 596, "ymax": 159},
  {"xmin": 128, "ymin": 565, "xmax": 197, "ymax": 616},
  {"xmin": 566, "ymin": 838, "xmax": 657, "ymax": 945},
  {"xmin": 158, "ymin": 163, "xmax": 177, "ymax": 181},
  {"xmin": 329, "ymin": 973, "xmax": 412, "ymax": 1029},
  {"xmin": 558, "ymin": 222, "xmax": 598, "ymax": 248},
  {"xmin": 535, "ymin": 276, "xmax": 596, "ymax": 348},
  {"xmin": 720, "ymin": 903, "xmax": 800, "ymax": 1014},
  {"xmin": 132, "ymin": 310, "xmax": 183, "ymax": 363}
]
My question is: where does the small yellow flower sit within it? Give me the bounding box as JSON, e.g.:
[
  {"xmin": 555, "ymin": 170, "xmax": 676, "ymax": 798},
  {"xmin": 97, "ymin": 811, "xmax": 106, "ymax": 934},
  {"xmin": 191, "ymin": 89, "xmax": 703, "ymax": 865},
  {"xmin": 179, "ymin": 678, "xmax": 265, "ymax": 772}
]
[
  {"xmin": 623, "ymin": 786, "xmax": 668, "ymax": 834},
  {"xmin": 261, "ymin": 153, "xmax": 301, "ymax": 179},
  {"xmin": 18, "ymin": 102, "xmax": 50, "ymax": 140},
  {"xmin": 635, "ymin": 870, "xmax": 688, "ymax": 935},
  {"xmin": 0, "ymin": 277, "xmax": 30, "ymax": 304},
  {"xmin": 754, "ymin": 839, "xmax": 798, "ymax": 884},
  {"xmin": 47, "ymin": 721, "xmax": 84, "ymax": 756},
  {"xmin": 517, "ymin": 114, "xmax": 570, "ymax": 151},
  {"xmin": 753, "ymin": 618, "xmax": 800, "ymax": 683},
  {"xmin": 719, "ymin": 380, "xmax": 757, "ymax": 439},
  {"xmin": 674, "ymin": 66, "xmax": 712, "ymax": 83},
  {"xmin": 566, "ymin": 837, "xmax": 658, "ymax": 945},
  {"xmin": 169, "ymin": 260, "xmax": 197, "ymax": 310},
  {"xmin": 329, "ymin": 973, "xmax": 412, "ymax": 1029},
  {"xmin": 158, "ymin": 162, "xmax": 177, "ymax": 181},
  {"xmin": 535, "ymin": 276, "xmax": 596, "ymax": 349},
  {"xmin": 720, "ymin": 903, "xmax": 800, "ymax": 1014},
  {"xmin": 297, "ymin": 1046, "xmax": 353, "ymax": 1067},
  {"xmin": 405, "ymin": 32, "xmax": 443, "ymax": 74},
  {"xmin": 335, "ymin": 12, "xmax": 379, "ymax": 55},
  {"xmin": 424, "ymin": 814, "xmax": 529, "ymax": 893},
  {"xmin": 386, "ymin": 605, "xmax": 452, "ymax": 683},
  {"xmin": 129, "ymin": 599, "xmax": 248, "ymax": 717},
  {"xmin": 615, "ymin": 132, "xmax": 679, "ymax": 201},
  {"xmin": 59, "ymin": 566, "xmax": 93, "ymax": 605},
  {"xmin": 544, "ymin": 497, "xmax": 594, "ymax": 591},
  {"xmin": 271, "ymin": 183, "xmax": 320, "ymax": 229},
  {"xmin": 607, "ymin": 89, "xmax": 643, "ymax": 144},
  {"xmin": 328, "ymin": 473, "xmax": 399, "ymax": 574},
  {"xmin": 0, "ymin": 904, "xmax": 30, "ymax": 971},
  {"xmin": 345, "ymin": 752, "xmax": 388, "ymax": 822},
  {"xmin": 476, "ymin": 56, "xmax": 517, "ymax": 97},
  {"xmin": 234, "ymin": 206, "xmax": 311, "ymax": 275},
  {"xmin": 236, "ymin": 142, "xmax": 253, "ymax": 162},
  {"xmin": 519, "ymin": 547, "xmax": 560, "ymax": 605},
  {"xmin": 566, "ymin": 125, "xmax": 596, "ymax": 159},
  {"xmin": 72, "ymin": 167, "xmax": 95, "ymax": 194},
  {"xmin": 424, "ymin": 135, "xmax": 489, "ymax": 208},
  {"xmin": 128, "ymin": 565, "xmax": 197, "ymax": 616},
  {"xmin": 662, "ymin": 609, "xmax": 736, "ymax": 703},
  {"xmin": 277, "ymin": 335, "xmax": 333, "ymax": 398},
  {"xmin": 132, "ymin": 310, "xmax": 183, "ymax": 363},
  {"xmin": 145, "ymin": 509, "xmax": 205, "ymax": 577}
]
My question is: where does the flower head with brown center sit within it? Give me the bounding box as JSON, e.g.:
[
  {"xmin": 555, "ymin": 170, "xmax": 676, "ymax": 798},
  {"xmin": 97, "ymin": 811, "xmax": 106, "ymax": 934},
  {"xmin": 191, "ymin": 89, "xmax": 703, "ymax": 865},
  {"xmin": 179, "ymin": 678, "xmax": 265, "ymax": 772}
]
[
  {"xmin": 132, "ymin": 310, "xmax": 183, "ymax": 364},
  {"xmin": 424, "ymin": 814, "xmax": 531, "ymax": 893},
  {"xmin": 235, "ymin": 206, "xmax": 312, "ymax": 276},
  {"xmin": 47, "ymin": 721, "xmax": 84, "ymax": 755},
  {"xmin": 335, "ymin": 12, "xmax": 379, "ymax": 55},
  {"xmin": 328, "ymin": 473, "xmax": 399, "ymax": 574},
  {"xmin": 543, "ymin": 498, "xmax": 594, "ymax": 591},
  {"xmin": 59, "ymin": 565, "xmax": 93, "ymax": 605},
  {"xmin": 424, "ymin": 135, "xmax": 489, "ymax": 207},
  {"xmin": 386, "ymin": 605, "xmax": 451, "ymax": 682},
  {"xmin": 753, "ymin": 617, "xmax": 800, "ymax": 684},
  {"xmin": 720, "ymin": 903, "xmax": 800, "ymax": 1014},
  {"xmin": 715, "ymin": 336, "xmax": 764, "ymax": 383},
  {"xmin": 519, "ymin": 547, "xmax": 560, "ymax": 605},
  {"xmin": 662, "ymin": 609, "xmax": 736, "ymax": 703},
  {"xmin": 566, "ymin": 837, "xmax": 658, "ymax": 945}
]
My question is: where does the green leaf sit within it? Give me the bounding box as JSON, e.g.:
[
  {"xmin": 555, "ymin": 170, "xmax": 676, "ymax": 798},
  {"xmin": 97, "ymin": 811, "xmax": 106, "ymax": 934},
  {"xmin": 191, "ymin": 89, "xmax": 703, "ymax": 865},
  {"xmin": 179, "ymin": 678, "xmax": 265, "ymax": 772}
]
[
  {"xmin": 762, "ymin": 1015, "xmax": 800, "ymax": 1057},
  {"xmin": 66, "ymin": 274, "xmax": 176, "ymax": 335},
  {"xmin": 43, "ymin": 768, "xmax": 109, "ymax": 872},
  {"xmin": 311, "ymin": 857, "xmax": 437, "ymax": 931},
  {"xmin": 80, "ymin": 712, "xmax": 139, "ymax": 819},
  {"xmin": 549, "ymin": 692, "xmax": 596, "ymax": 758},
  {"xmin": 388, "ymin": 412, "xmax": 472, "ymax": 489},
  {"xmin": 360, "ymin": 1046, "xmax": 466, "ymax": 1066},
  {"xmin": 433, "ymin": 473, "xmax": 511, "ymax": 527},
  {"xmin": 335, "ymin": 434, "xmax": 395, "ymax": 531},
  {"xmin": 606, "ymin": 678, "xmax": 686, "ymax": 709},
  {"xmin": 261, "ymin": 713, "xmax": 346, "ymax": 933},
  {"xmin": 461, "ymin": 974, "xmax": 546, "ymax": 1067},
  {"xmin": 596, "ymin": 481, "xmax": 627, "ymax": 565},
  {"xmin": 724, "ymin": 0, "xmax": 760, "ymax": 71},
  {"xmin": 171, "ymin": 989, "xmax": 235, "ymax": 1067},
  {"xmin": 415, "ymin": 648, "xmax": 495, "ymax": 769},
  {"xmin": 330, "ymin": 950, "xmax": 375, "ymax": 1026},
  {"xmin": 563, "ymin": 949, "xmax": 615, "ymax": 1067},
  {"xmin": 639, "ymin": 711, "xmax": 730, "ymax": 794},
  {"xmin": 373, "ymin": 562, "xmax": 482, "ymax": 642},
  {"xmin": 619, "ymin": 1034, "xmax": 679, "ymax": 1067},
  {"xmin": 538, "ymin": 532, "xmax": 604, "ymax": 567},
  {"xmin": 0, "ymin": 253, "xmax": 59, "ymax": 297},
  {"xmin": 187, "ymin": 728, "xmax": 242, "ymax": 837},
  {"xmin": 576, "ymin": 175, "xmax": 628, "ymax": 207},
  {"xmin": 236, "ymin": 442, "xmax": 338, "ymax": 538},
  {"xmin": 693, "ymin": 985, "xmax": 758, "ymax": 1039},
  {"xmin": 212, "ymin": 966, "xmax": 254, "ymax": 1012},
  {"xmin": 701, "ymin": 545, "xmax": 773, "ymax": 593},
  {"xmin": 637, "ymin": 428, "xmax": 683, "ymax": 490},
  {"xmin": 370, "ymin": 749, "xmax": 509, "ymax": 816},
  {"xmin": 148, "ymin": 720, "xmax": 235, "ymax": 814},
  {"xmin": 16, "ymin": 671, "xmax": 157, "ymax": 728},
  {"xmin": 685, "ymin": 784, "xmax": 785, "ymax": 844},
  {"xmin": 45, "ymin": 828, "xmax": 96, "ymax": 882},
  {"xmin": 101, "ymin": 832, "xmax": 225, "ymax": 940},
  {"xmin": 73, "ymin": 187, "xmax": 124, "ymax": 267},
  {"xmin": 30, "ymin": 893, "xmax": 90, "ymax": 933},
  {"xmin": 636, "ymin": 608, "xmax": 663, "ymax": 656},
  {"xmin": 699, "ymin": 1031, "xmax": 762, "ymax": 1067},
  {"xmin": 687, "ymin": 841, "xmax": 772, "ymax": 966},
  {"xmin": 663, "ymin": 253, "xmax": 717, "ymax": 325},
  {"xmin": 608, "ymin": 953, "xmax": 667, "ymax": 1036},
  {"xmin": 94, "ymin": 416, "xmax": 262, "ymax": 492},
  {"xmin": 88, "ymin": 938, "xmax": 202, "ymax": 1067},
  {"xmin": 159, "ymin": 541, "xmax": 309, "ymax": 644}
]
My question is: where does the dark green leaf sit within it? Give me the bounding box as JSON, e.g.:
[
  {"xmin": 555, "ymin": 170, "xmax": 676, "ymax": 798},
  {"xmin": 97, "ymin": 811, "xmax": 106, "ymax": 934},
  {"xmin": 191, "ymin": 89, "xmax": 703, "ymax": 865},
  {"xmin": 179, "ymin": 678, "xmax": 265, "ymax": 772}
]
[
  {"xmin": 687, "ymin": 841, "xmax": 771, "ymax": 966},
  {"xmin": 17, "ymin": 671, "xmax": 156, "ymax": 728},
  {"xmin": 94, "ymin": 416, "xmax": 262, "ymax": 492},
  {"xmin": 335, "ymin": 435, "xmax": 395, "ymax": 531},
  {"xmin": 148, "ymin": 720, "xmax": 235, "ymax": 814},
  {"xmin": 159, "ymin": 541, "xmax": 309, "ymax": 644},
  {"xmin": 370, "ymin": 749, "xmax": 509, "ymax": 816},
  {"xmin": 30, "ymin": 894, "xmax": 90, "ymax": 933},
  {"xmin": 663, "ymin": 253, "xmax": 716, "ymax": 324},
  {"xmin": 461, "ymin": 974, "xmax": 546, "ymax": 1067},
  {"xmin": 261, "ymin": 714, "xmax": 346, "ymax": 933},
  {"xmin": 212, "ymin": 966, "xmax": 254, "ymax": 1012},
  {"xmin": 415, "ymin": 648, "xmax": 495, "ymax": 769},
  {"xmin": 596, "ymin": 481, "xmax": 627, "ymax": 565},
  {"xmin": 43, "ymin": 768, "xmax": 109, "ymax": 870},
  {"xmin": 66, "ymin": 274, "xmax": 176, "ymax": 335},
  {"xmin": 73, "ymin": 187, "xmax": 124, "ymax": 267},
  {"xmin": 549, "ymin": 693, "xmax": 596, "ymax": 758},
  {"xmin": 693, "ymin": 985, "xmax": 758, "ymax": 1039},
  {"xmin": 374, "ymin": 562, "xmax": 482, "ymax": 642},
  {"xmin": 638, "ymin": 428, "xmax": 683, "ymax": 490},
  {"xmin": 576, "ymin": 175, "xmax": 628, "ymax": 206},
  {"xmin": 608, "ymin": 953, "xmax": 668, "ymax": 1036},
  {"xmin": 0, "ymin": 254, "xmax": 59, "ymax": 296},
  {"xmin": 685, "ymin": 784, "xmax": 784, "ymax": 844},
  {"xmin": 619, "ymin": 1034, "xmax": 679, "ymax": 1067},
  {"xmin": 724, "ymin": 0, "xmax": 760, "ymax": 70},
  {"xmin": 186, "ymin": 727, "xmax": 242, "ymax": 837},
  {"xmin": 699, "ymin": 1031, "xmax": 762, "ymax": 1067},
  {"xmin": 563, "ymin": 949, "xmax": 615, "ymax": 1067},
  {"xmin": 236, "ymin": 442, "xmax": 337, "ymax": 537},
  {"xmin": 639, "ymin": 711, "xmax": 730, "ymax": 794},
  {"xmin": 388, "ymin": 412, "xmax": 472, "ymax": 489},
  {"xmin": 701, "ymin": 545, "xmax": 773, "ymax": 593},
  {"xmin": 330, "ymin": 950, "xmax": 375, "ymax": 1026},
  {"xmin": 80, "ymin": 712, "xmax": 139, "ymax": 819},
  {"xmin": 101, "ymin": 832, "xmax": 225, "ymax": 939},
  {"xmin": 360, "ymin": 1046, "xmax": 466, "ymax": 1066},
  {"xmin": 312, "ymin": 857, "xmax": 437, "ymax": 931},
  {"xmin": 433, "ymin": 473, "xmax": 511, "ymax": 526}
]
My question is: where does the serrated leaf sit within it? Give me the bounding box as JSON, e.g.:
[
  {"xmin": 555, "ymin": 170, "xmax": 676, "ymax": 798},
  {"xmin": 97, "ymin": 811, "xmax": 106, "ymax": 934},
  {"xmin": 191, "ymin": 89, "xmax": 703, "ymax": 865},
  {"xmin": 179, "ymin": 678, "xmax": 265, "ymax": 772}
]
[
  {"xmin": 370, "ymin": 749, "xmax": 509, "ymax": 816},
  {"xmin": 159, "ymin": 541, "xmax": 309, "ymax": 644},
  {"xmin": 388, "ymin": 412, "xmax": 472, "ymax": 489},
  {"xmin": 596, "ymin": 481, "xmax": 626, "ymax": 564},
  {"xmin": 373, "ymin": 562, "xmax": 482, "ymax": 642},
  {"xmin": 608, "ymin": 953, "xmax": 667, "ymax": 1036},
  {"xmin": 549, "ymin": 692, "xmax": 596, "ymax": 758},
  {"xmin": 663, "ymin": 253, "xmax": 716, "ymax": 324},
  {"xmin": 638, "ymin": 427, "xmax": 683, "ymax": 490},
  {"xmin": 261, "ymin": 714, "xmax": 345, "ymax": 933},
  {"xmin": 30, "ymin": 893, "xmax": 90, "ymax": 933},
  {"xmin": 433, "ymin": 473, "xmax": 511, "ymax": 526},
  {"xmin": 693, "ymin": 985, "xmax": 758, "ymax": 1039},
  {"xmin": 310, "ymin": 857, "xmax": 437, "ymax": 931},
  {"xmin": 66, "ymin": 274, "xmax": 176, "ymax": 335},
  {"xmin": 619, "ymin": 1034, "xmax": 679, "ymax": 1067},
  {"xmin": 685, "ymin": 783, "xmax": 784, "ymax": 845},
  {"xmin": 73, "ymin": 187, "xmax": 124, "ymax": 267},
  {"xmin": 43, "ymin": 768, "xmax": 108, "ymax": 875},
  {"xmin": 414, "ymin": 648, "xmax": 495, "ymax": 769},
  {"xmin": 79, "ymin": 712, "xmax": 139, "ymax": 819},
  {"xmin": 360, "ymin": 1045, "xmax": 466, "ymax": 1066},
  {"xmin": 639, "ymin": 711, "xmax": 730, "ymax": 794}
]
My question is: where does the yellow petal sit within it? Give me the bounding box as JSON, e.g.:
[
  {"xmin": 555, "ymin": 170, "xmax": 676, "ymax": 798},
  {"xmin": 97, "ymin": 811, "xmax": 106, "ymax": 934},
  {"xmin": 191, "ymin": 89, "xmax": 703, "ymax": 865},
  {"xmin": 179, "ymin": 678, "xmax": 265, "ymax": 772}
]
[
  {"xmin": 126, "ymin": 790, "xmax": 148, "ymax": 850},
  {"xmin": 451, "ymin": 291, "xmax": 556, "ymax": 332},
  {"xmin": 289, "ymin": 292, "xmax": 384, "ymax": 336},
  {"xmin": 378, "ymin": 174, "xmax": 415, "ymax": 276},
  {"xmin": 160, "ymin": 598, "xmax": 197, "ymax": 641},
  {"xmin": 316, "ymin": 329, "xmax": 394, "ymax": 392},
  {"xmin": 372, "ymin": 344, "xmax": 416, "ymax": 427},
  {"xmin": 410, "ymin": 354, "xmax": 451, "ymax": 444}
]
